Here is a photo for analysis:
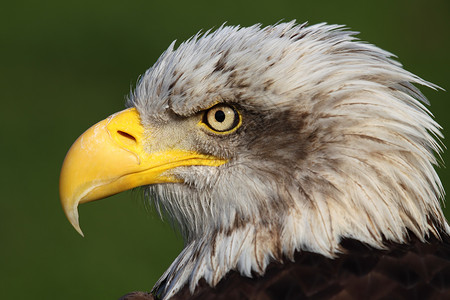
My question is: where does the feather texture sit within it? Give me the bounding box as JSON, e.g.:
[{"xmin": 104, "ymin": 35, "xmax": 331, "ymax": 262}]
[{"xmin": 127, "ymin": 22, "xmax": 449, "ymax": 299}]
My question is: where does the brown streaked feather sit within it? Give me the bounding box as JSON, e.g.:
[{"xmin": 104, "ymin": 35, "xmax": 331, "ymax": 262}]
[{"xmin": 123, "ymin": 232, "xmax": 450, "ymax": 300}]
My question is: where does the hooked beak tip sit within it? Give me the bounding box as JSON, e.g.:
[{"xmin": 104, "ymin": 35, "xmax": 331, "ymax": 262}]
[{"xmin": 65, "ymin": 204, "xmax": 84, "ymax": 237}]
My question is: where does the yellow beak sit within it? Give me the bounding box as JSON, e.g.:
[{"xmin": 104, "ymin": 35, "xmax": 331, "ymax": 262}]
[{"xmin": 59, "ymin": 108, "xmax": 226, "ymax": 236}]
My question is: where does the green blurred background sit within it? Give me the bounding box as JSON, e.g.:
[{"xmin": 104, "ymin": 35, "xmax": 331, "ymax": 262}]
[{"xmin": 1, "ymin": 0, "xmax": 449, "ymax": 299}]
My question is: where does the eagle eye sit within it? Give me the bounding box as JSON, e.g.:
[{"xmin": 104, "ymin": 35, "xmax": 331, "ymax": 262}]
[{"xmin": 202, "ymin": 104, "xmax": 241, "ymax": 133}]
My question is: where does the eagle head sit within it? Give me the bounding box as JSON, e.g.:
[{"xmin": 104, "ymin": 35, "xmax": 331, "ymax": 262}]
[{"xmin": 59, "ymin": 22, "xmax": 449, "ymax": 299}]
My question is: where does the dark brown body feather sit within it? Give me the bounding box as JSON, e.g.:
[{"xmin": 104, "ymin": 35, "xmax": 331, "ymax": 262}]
[{"xmin": 121, "ymin": 232, "xmax": 450, "ymax": 300}]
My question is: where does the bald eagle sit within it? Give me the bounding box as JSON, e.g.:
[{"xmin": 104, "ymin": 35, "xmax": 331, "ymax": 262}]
[{"xmin": 60, "ymin": 22, "xmax": 450, "ymax": 300}]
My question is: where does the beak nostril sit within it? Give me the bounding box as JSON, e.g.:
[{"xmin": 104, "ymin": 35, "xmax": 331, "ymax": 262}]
[{"xmin": 117, "ymin": 130, "xmax": 137, "ymax": 143}]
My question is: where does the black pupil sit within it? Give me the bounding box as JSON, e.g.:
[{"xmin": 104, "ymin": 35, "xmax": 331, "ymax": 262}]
[{"xmin": 215, "ymin": 110, "xmax": 226, "ymax": 122}]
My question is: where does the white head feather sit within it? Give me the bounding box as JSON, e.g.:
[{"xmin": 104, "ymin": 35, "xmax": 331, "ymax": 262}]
[{"xmin": 129, "ymin": 22, "xmax": 449, "ymax": 299}]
